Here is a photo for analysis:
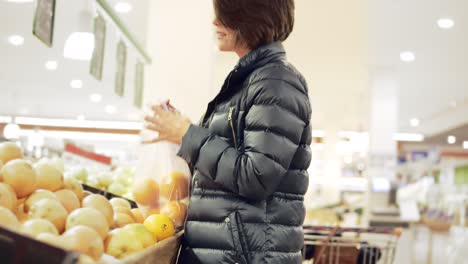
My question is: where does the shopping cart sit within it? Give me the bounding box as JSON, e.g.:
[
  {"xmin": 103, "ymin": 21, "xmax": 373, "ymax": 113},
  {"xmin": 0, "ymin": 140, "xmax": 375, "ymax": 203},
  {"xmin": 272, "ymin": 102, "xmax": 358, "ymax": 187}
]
[{"xmin": 303, "ymin": 226, "xmax": 401, "ymax": 264}]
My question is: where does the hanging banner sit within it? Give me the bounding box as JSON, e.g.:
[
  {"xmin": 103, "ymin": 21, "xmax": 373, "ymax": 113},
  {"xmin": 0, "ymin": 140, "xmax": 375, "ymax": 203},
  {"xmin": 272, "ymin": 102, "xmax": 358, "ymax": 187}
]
[
  {"xmin": 33, "ymin": 0, "xmax": 56, "ymax": 47},
  {"xmin": 134, "ymin": 62, "xmax": 144, "ymax": 108},
  {"xmin": 90, "ymin": 15, "xmax": 106, "ymax": 81},
  {"xmin": 115, "ymin": 40, "xmax": 127, "ymax": 97}
]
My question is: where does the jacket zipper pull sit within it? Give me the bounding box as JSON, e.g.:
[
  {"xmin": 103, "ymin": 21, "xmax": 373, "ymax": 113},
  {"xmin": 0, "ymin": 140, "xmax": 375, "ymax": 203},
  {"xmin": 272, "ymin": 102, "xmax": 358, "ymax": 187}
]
[{"xmin": 228, "ymin": 107, "xmax": 238, "ymax": 149}]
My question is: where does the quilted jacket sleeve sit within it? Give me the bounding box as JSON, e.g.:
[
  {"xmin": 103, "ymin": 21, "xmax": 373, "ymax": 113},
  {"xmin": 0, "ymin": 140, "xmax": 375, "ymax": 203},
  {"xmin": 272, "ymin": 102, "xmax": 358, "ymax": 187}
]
[{"xmin": 177, "ymin": 72, "xmax": 310, "ymax": 202}]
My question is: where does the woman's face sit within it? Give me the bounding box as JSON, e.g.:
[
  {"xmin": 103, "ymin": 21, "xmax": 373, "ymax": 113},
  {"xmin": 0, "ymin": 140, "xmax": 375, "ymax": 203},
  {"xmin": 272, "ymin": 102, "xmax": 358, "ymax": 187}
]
[{"xmin": 213, "ymin": 18, "xmax": 237, "ymax": 52}]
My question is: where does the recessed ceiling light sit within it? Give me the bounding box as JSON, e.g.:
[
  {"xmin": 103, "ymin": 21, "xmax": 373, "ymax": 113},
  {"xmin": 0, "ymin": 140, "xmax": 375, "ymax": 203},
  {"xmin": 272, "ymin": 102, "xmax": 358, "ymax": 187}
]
[
  {"xmin": 449, "ymin": 101, "xmax": 457, "ymax": 108},
  {"xmin": 45, "ymin": 60, "xmax": 58, "ymax": 70},
  {"xmin": 464, "ymin": 141, "xmax": 468, "ymax": 149},
  {"xmin": 114, "ymin": 2, "xmax": 132, "ymax": 13},
  {"xmin": 70, "ymin": 80, "xmax": 83, "ymax": 89},
  {"xmin": 437, "ymin": 18, "xmax": 455, "ymax": 29},
  {"xmin": 105, "ymin": 105, "xmax": 117, "ymax": 114},
  {"xmin": 63, "ymin": 32, "xmax": 95, "ymax": 61},
  {"xmin": 410, "ymin": 118, "xmax": 420, "ymax": 127},
  {"xmin": 90, "ymin": 93, "xmax": 102, "ymax": 103},
  {"xmin": 400, "ymin": 51, "xmax": 415, "ymax": 62},
  {"xmin": 77, "ymin": 115, "xmax": 86, "ymax": 121},
  {"xmin": 447, "ymin": 135, "xmax": 456, "ymax": 144},
  {"xmin": 8, "ymin": 35, "xmax": 24, "ymax": 46}
]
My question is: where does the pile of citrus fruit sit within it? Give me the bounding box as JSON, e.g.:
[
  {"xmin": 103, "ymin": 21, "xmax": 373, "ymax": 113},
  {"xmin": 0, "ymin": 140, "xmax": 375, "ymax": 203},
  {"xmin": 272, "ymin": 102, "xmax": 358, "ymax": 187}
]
[{"xmin": 0, "ymin": 142, "xmax": 178, "ymax": 261}]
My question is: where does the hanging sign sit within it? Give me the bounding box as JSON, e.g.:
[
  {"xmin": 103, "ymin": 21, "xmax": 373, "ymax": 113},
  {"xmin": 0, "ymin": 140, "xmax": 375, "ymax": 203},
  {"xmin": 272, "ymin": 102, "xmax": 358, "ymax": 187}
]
[
  {"xmin": 90, "ymin": 15, "xmax": 106, "ymax": 81},
  {"xmin": 134, "ymin": 62, "xmax": 144, "ymax": 108},
  {"xmin": 115, "ymin": 40, "xmax": 127, "ymax": 97},
  {"xmin": 33, "ymin": 0, "xmax": 56, "ymax": 47}
]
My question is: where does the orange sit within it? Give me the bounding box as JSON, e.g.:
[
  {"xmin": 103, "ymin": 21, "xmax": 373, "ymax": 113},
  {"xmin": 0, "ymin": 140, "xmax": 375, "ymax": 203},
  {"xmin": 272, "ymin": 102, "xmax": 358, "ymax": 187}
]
[
  {"xmin": 0, "ymin": 142, "xmax": 24, "ymax": 164},
  {"xmin": 132, "ymin": 178, "xmax": 159, "ymax": 206},
  {"xmin": 160, "ymin": 171, "xmax": 189, "ymax": 201},
  {"xmin": 55, "ymin": 190, "xmax": 80, "ymax": 213},
  {"xmin": 143, "ymin": 214, "xmax": 175, "ymax": 241},
  {"xmin": 0, "ymin": 182, "xmax": 17, "ymax": 210},
  {"xmin": 160, "ymin": 201, "xmax": 187, "ymax": 228},
  {"xmin": 131, "ymin": 208, "xmax": 145, "ymax": 223},
  {"xmin": 1, "ymin": 159, "xmax": 37, "ymax": 198}
]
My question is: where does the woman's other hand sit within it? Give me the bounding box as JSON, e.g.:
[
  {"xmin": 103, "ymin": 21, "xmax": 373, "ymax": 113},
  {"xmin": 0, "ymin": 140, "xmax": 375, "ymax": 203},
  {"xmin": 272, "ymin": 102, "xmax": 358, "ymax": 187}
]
[{"xmin": 143, "ymin": 101, "xmax": 191, "ymax": 145}]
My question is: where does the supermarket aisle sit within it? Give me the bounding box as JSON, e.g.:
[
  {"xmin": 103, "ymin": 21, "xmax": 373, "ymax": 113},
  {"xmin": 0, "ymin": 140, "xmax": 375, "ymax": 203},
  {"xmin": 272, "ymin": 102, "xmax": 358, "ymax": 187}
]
[{"xmin": 395, "ymin": 225, "xmax": 468, "ymax": 264}]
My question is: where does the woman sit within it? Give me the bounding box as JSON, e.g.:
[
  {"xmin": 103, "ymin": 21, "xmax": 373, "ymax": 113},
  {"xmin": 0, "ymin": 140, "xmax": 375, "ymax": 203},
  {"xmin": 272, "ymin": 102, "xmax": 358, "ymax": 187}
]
[{"xmin": 144, "ymin": 0, "xmax": 311, "ymax": 263}]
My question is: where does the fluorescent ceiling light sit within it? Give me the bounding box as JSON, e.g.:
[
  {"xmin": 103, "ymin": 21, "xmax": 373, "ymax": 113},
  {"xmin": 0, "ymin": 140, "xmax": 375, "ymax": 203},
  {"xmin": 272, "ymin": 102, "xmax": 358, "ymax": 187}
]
[
  {"xmin": 394, "ymin": 133, "xmax": 425, "ymax": 142},
  {"xmin": 70, "ymin": 79, "xmax": 83, "ymax": 89},
  {"xmin": 464, "ymin": 141, "xmax": 468, "ymax": 149},
  {"xmin": 312, "ymin": 130, "xmax": 326, "ymax": 138},
  {"xmin": 0, "ymin": 116, "xmax": 13, "ymax": 123},
  {"xmin": 114, "ymin": 2, "xmax": 132, "ymax": 13},
  {"xmin": 8, "ymin": 35, "xmax": 24, "ymax": 46},
  {"xmin": 14, "ymin": 116, "xmax": 142, "ymax": 130},
  {"xmin": 437, "ymin": 18, "xmax": 455, "ymax": 29},
  {"xmin": 447, "ymin": 135, "xmax": 456, "ymax": 144},
  {"xmin": 400, "ymin": 51, "xmax": 415, "ymax": 62},
  {"xmin": 20, "ymin": 129, "xmax": 139, "ymax": 143},
  {"xmin": 45, "ymin": 60, "xmax": 58, "ymax": 70},
  {"xmin": 90, "ymin": 93, "xmax": 102, "ymax": 103},
  {"xmin": 63, "ymin": 32, "xmax": 95, "ymax": 61},
  {"xmin": 105, "ymin": 105, "xmax": 117, "ymax": 114},
  {"xmin": 410, "ymin": 118, "xmax": 420, "ymax": 127}
]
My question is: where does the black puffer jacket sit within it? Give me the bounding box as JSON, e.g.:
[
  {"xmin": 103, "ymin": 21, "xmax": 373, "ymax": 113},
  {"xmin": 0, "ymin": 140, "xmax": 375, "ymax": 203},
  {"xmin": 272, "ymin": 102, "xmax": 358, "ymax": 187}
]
[{"xmin": 177, "ymin": 42, "xmax": 312, "ymax": 264}]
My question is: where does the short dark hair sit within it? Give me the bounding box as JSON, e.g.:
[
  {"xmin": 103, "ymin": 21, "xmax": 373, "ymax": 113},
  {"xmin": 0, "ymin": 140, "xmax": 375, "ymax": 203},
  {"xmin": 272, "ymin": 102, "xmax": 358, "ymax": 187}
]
[{"xmin": 213, "ymin": 0, "xmax": 295, "ymax": 49}]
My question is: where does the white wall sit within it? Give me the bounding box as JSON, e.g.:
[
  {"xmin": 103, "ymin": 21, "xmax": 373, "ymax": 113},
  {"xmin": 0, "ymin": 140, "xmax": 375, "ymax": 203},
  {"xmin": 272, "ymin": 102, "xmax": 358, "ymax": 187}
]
[{"xmin": 144, "ymin": 0, "xmax": 216, "ymax": 122}]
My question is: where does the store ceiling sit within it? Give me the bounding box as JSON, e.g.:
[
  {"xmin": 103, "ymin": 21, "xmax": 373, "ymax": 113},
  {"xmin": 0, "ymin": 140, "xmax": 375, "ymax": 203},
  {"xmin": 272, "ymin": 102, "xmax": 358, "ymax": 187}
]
[
  {"xmin": 1, "ymin": 0, "xmax": 468, "ymax": 140},
  {"xmin": 424, "ymin": 123, "xmax": 468, "ymax": 147},
  {"xmin": 0, "ymin": 0, "xmax": 149, "ymax": 122}
]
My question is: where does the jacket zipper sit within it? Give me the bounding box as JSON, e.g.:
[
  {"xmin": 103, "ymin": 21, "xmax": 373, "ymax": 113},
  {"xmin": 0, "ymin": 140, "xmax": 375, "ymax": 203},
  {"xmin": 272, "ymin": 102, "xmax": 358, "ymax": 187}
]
[{"xmin": 228, "ymin": 106, "xmax": 238, "ymax": 149}]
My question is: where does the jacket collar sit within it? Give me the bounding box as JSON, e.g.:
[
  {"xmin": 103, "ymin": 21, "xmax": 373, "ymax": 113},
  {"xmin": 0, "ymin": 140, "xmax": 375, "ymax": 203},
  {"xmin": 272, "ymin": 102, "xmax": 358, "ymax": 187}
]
[{"xmin": 236, "ymin": 41, "xmax": 286, "ymax": 72}]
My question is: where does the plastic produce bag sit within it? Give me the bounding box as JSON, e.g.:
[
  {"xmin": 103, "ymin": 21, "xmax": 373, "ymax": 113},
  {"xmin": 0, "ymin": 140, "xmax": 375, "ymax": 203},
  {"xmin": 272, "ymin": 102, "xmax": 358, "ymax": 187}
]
[{"xmin": 134, "ymin": 104, "xmax": 191, "ymax": 229}]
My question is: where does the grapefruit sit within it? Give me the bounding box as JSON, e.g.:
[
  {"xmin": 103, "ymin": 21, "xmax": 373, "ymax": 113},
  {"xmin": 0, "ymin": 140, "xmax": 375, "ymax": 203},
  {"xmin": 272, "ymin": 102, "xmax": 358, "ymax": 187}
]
[
  {"xmin": 0, "ymin": 207, "xmax": 19, "ymax": 230},
  {"xmin": 132, "ymin": 178, "xmax": 159, "ymax": 206},
  {"xmin": 143, "ymin": 214, "xmax": 174, "ymax": 241},
  {"xmin": 62, "ymin": 226, "xmax": 104, "ymax": 261},
  {"xmin": 66, "ymin": 207, "xmax": 109, "ymax": 240},
  {"xmin": 104, "ymin": 228, "xmax": 144, "ymax": 259},
  {"xmin": 34, "ymin": 160, "xmax": 64, "ymax": 191},
  {"xmin": 1, "ymin": 159, "xmax": 37, "ymax": 198},
  {"xmin": 124, "ymin": 223, "xmax": 156, "ymax": 247},
  {"xmin": 113, "ymin": 206, "xmax": 132, "ymax": 216},
  {"xmin": 63, "ymin": 177, "xmax": 84, "ymax": 201},
  {"xmin": 28, "ymin": 198, "xmax": 68, "ymax": 233},
  {"xmin": 81, "ymin": 194, "xmax": 114, "ymax": 226},
  {"xmin": 109, "ymin": 198, "xmax": 131, "ymax": 210},
  {"xmin": 24, "ymin": 190, "xmax": 58, "ymax": 213},
  {"xmin": 113, "ymin": 213, "xmax": 135, "ymax": 228},
  {"xmin": 55, "ymin": 190, "xmax": 80, "ymax": 213},
  {"xmin": 0, "ymin": 182, "xmax": 17, "ymax": 210},
  {"xmin": 0, "ymin": 142, "xmax": 23, "ymax": 164},
  {"xmin": 21, "ymin": 219, "xmax": 59, "ymax": 238},
  {"xmin": 130, "ymin": 208, "xmax": 145, "ymax": 223}
]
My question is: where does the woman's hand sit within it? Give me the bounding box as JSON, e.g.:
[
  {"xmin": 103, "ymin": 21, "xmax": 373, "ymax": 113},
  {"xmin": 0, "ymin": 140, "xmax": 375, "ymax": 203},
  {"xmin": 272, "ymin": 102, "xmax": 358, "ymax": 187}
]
[{"xmin": 143, "ymin": 101, "xmax": 192, "ymax": 145}]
